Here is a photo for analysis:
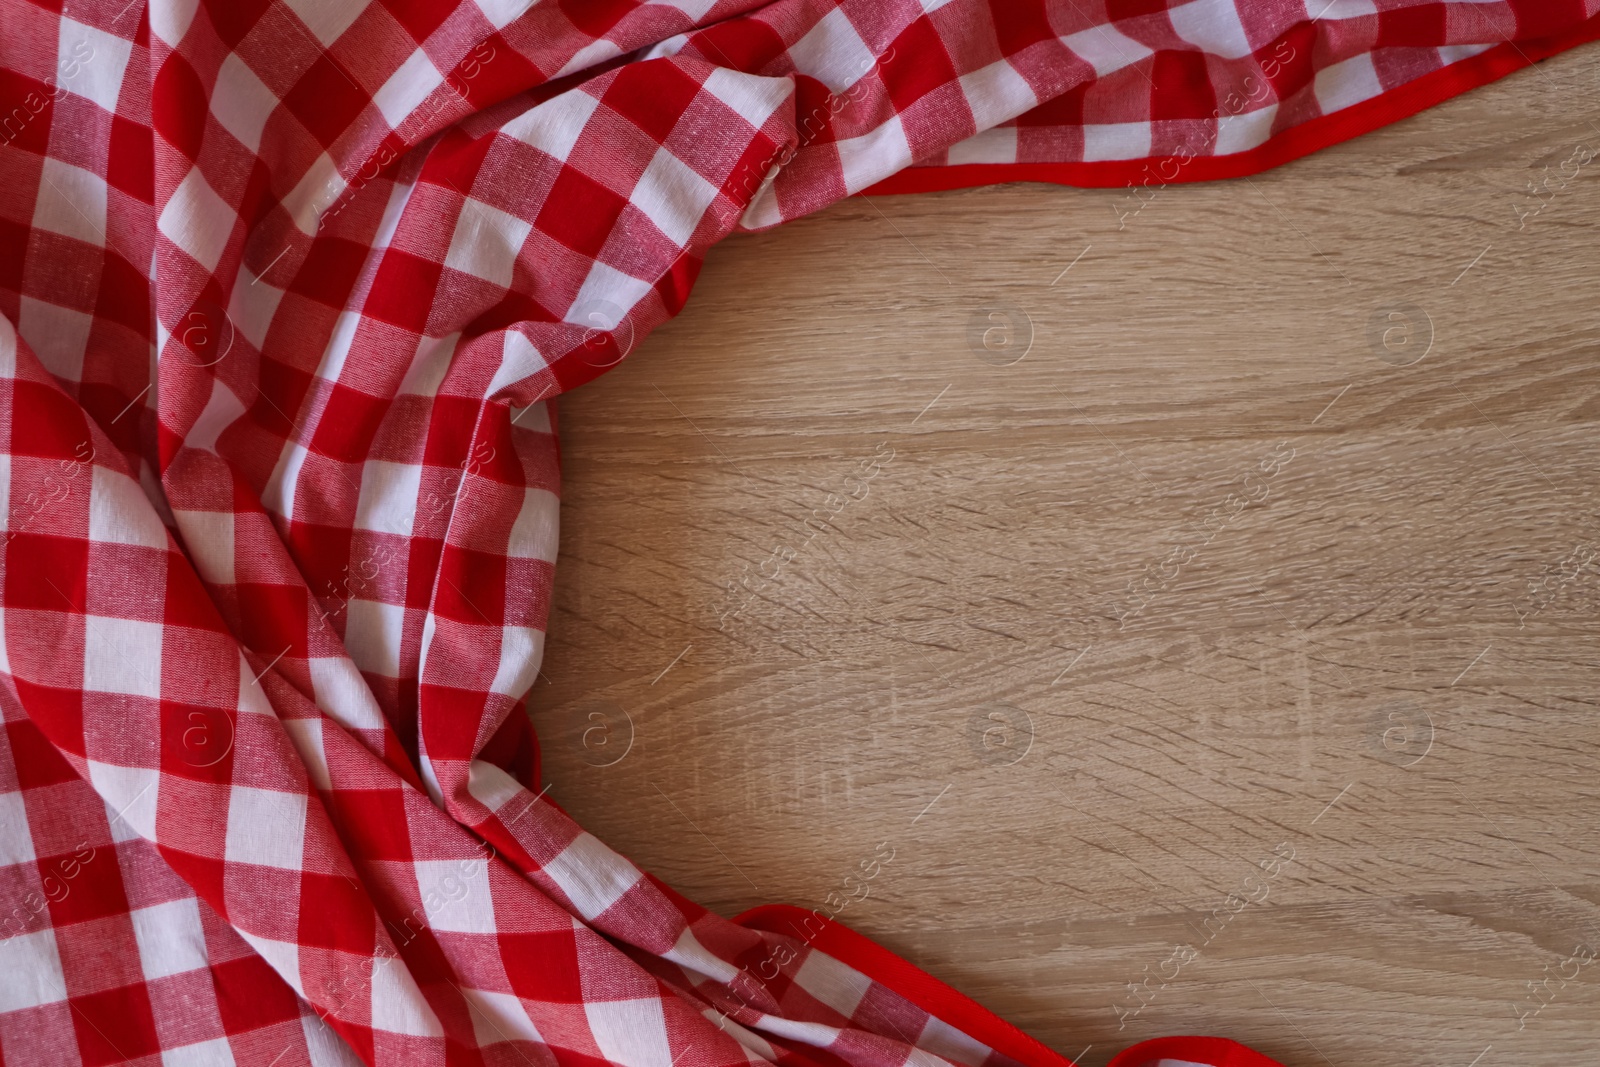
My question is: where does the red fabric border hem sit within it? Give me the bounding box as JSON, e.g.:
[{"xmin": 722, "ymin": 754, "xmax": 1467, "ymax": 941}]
[
  {"xmin": 1105, "ymin": 1035, "xmax": 1285, "ymax": 1067},
  {"xmin": 734, "ymin": 904, "xmax": 1077, "ymax": 1067},
  {"xmin": 860, "ymin": 15, "xmax": 1600, "ymax": 196},
  {"xmin": 734, "ymin": 906, "xmax": 1290, "ymax": 1067}
]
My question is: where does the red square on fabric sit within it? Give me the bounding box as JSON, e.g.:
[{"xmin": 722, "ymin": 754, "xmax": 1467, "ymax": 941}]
[
  {"xmin": 1105, "ymin": 0, "xmax": 1170, "ymax": 19},
  {"xmin": 106, "ymin": 115, "xmax": 155, "ymax": 204},
  {"xmin": 1377, "ymin": 4, "xmax": 1448, "ymax": 45},
  {"xmin": 324, "ymin": 788, "xmax": 413, "ymax": 862},
  {"xmin": 42, "ymin": 851, "xmax": 131, "ymax": 928},
  {"xmin": 9, "ymin": 380, "xmax": 91, "ymax": 459},
  {"xmin": 296, "ymin": 870, "xmax": 378, "ymax": 955},
  {"xmin": 0, "ymin": 217, "xmax": 27, "ymax": 292},
  {"xmin": 363, "ymin": 249, "xmax": 442, "ymax": 335},
  {"xmin": 7, "ymin": 718, "xmax": 79, "ymax": 789},
  {"xmin": 210, "ymin": 0, "xmax": 275, "ymax": 48},
  {"xmin": 436, "ymin": 547, "xmax": 505, "ymax": 625},
  {"xmin": 1150, "ymin": 49, "xmax": 1219, "ymax": 121},
  {"xmin": 535, "ymin": 166, "xmax": 628, "ymax": 259},
  {"xmin": 70, "ymin": 983, "xmax": 163, "ymax": 1066},
  {"xmin": 288, "ymin": 236, "xmax": 370, "ymax": 311},
  {"xmin": 377, "ymin": 0, "xmax": 454, "ymax": 46},
  {"xmin": 284, "ymin": 56, "xmax": 373, "ymax": 149},
  {"xmin": 559, "ymin": 0, "xmax": 633, "ymax": 39},
  {"xmin": 234, "ymin": 582, "xmax": 310, "ymax": 659},
  {"xmin": 152, "ymin": 54, "xmax": 209, "ymax": 164},
  {"xmin": 310, "ymin": 382, "xmax": 389, "ymax": 464},
  {"xmin": 6, "ymin": 534, "xmax": 89, "ymax": 612},
  {"xmin": 0, "ymin": 70, "xmax": 55, "ymax": 155},
  {"xmin": 92, "ymin": 251, "xmax": 152, "ymax": 339},
  {"xmin": 211, "ymin": 954, "xmax": 302, "ymax": 1035},
  {"xmin": 602, "ymin": 61, "xmax": 703, "ymax": 145},
  {"xmin": 881, "ymin": 18, "xmax": 961, "ymax": 113},
  {"xmin": 502, "ymin": 928, "xmax": 586, "ymax": 1003}
]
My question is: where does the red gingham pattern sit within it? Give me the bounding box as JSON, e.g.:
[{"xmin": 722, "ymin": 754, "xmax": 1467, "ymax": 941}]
[{"xmin": 0, "ymin": 1, "xmax": 1594, "ymax": 1065}]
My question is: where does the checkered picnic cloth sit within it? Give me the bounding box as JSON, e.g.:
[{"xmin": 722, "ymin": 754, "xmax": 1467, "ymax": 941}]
[{"xmin": 0, "ymin": 1, "xmax": 1594, "ymax": 1065}]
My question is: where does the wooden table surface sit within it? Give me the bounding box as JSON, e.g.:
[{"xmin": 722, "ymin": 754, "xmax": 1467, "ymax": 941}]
[{"xmin": 534, "ymin": 45, "xmax": 1600, "ymax": 1067}]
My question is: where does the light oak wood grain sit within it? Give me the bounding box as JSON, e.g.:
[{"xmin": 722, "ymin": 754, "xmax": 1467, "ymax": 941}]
[{"xmin": 533, "ymin": 45, "xmax": 1600, "ymax": 1067}]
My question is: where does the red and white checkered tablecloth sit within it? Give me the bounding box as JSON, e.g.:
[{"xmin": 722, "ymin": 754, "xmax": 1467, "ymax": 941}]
[{"xmin": 0, "ymin": 1, "xmax": 1594, "ymax": 1065}]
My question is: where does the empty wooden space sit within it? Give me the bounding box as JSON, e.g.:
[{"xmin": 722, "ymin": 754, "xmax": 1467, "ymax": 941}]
[{"xmin": 534, "ymin": 46, "xmax": 1600, "ymax": 1067}]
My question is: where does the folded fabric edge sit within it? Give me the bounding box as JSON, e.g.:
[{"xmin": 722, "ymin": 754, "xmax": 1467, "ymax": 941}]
[
  {"xmin": 1104, "ymin": 1035, "xmax": 1285, "ymax": 1067},
  {"xmin": 859, "ymin": 13, "xmax": 1600, "ymax": 196},
  {"xmin": 734, "ymin": 903, "xmax": 1080, "ymax": 1067},
  {"xmin": 735, "ymin": 906, "xmax": 1291, "ymax": 1067}
]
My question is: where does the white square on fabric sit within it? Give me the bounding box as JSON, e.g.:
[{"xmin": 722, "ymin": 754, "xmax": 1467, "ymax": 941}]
[
  {"xmin": 150, "ymin": 0, "xmax": 199, "ymax": 47},
  {"xmin": 1314, "ymin": 0, "xmax": 1378, "ymax": 18},
  {"xmin": 343, "ymin": 597, "xmax": 407, "ymax": 679},
  {"xmin": 281, "ymin": 718, "xmax": 332, "ymax": 791},
  {"xmin": 445, "ymin": 199, "xmax": 534, "ymax": 289},
  {"xmin": 129, "ymin": 897, "xmax": 209, "ymax": 981},
  {"xmin": 373, "ymin": 49, "xmax": 445, "ymax": 128},
  {"xmin": 397, "ymin": 332, "xmax": 460, "ymax": 397},
  {"xmin": 0, "ymin": 793, "xmax": 35, "ymax": 865},
  {"xmin": 0, "ymin": 928, "xmax": 67, "ymax": 1012},
  {"xmin": 83, "ymin": 615, "xmax": 164, "ymax": 699},
  {"xmin": 239, "ymin": 931, "xmax": 303, "ymax": 995},
  {"xmin": 57, "ymin": 17, "xmax": 133, "ymax": 114},
  {"xmin": 414, "ymin": 859, "xmax": 496, "ymax": 933},
  {"xmin": 87, "ymin": 761, "xmax": 159, "ymax": 839},
  {"xmin": 464, "ymin": 760, "xmax": 522, "ymax": 818},
  {"xmin": 462, "ymin": 987, "xmax": 544, "ymax": 1046},
  {"xmin": 786, "ymin": 7, "xmax": 878, "ymax": 93},
  {"xmin": 794, "ymin": 949, "xmax": 873, "ymax": 1018},
  {"xmin": 90, "ymin": 466, "xmax": 172, "ymax": 550},
  {"xmin": 308, "ymin": 655, "xmax": 387, "ymax": 732},
  {"xmin": 835, "ymin": 114, "xmax": 911, "ymax": 193},
  {"xmin": 651, "ymin": 0, "xmax": 719, "ymax": 19},
  {"xmin": 353, "ymin": 460, "xmax": 422, "ymax": 536},
  {"xmin": 1082, "ymin": 121, "xmax": 1153, "ymax": 162},
  {"xmin": 0, "ymin": 315, "xmax": 15, "ymax": 377},
  {"xmin": 506, "ymin": 486, "xmax": 558, "ymax": 562},
  {"xmin": 1314, "ymin": 52, "xmax": 1385, "ymax": 115},
  {"xmin": 569, "ymin": 262, "xmax": 653, "ymax": 328},
  {"xmin": 223, "ymin": 784, "xmax": 307, "ymax": 870},
  {"xmin": 957, "ymin": 59, "xmax": 1037, "ymax": 132},
  {"xmin": 160, "ymin": 1038, "xmax": 238, "ymax": 1067},
  {"xmin": 18, "ymin": 296, "xmax": 93, "ymax": 384},
  {"xmin": 284, "ymin": 151, "xmax": 347, "ymax": 236},
  {"xmin": 489, "ymin": 625, "xmax": 543, "ymax": 699},
  {"xmin": 632, "ymin": 148, "xmax": 719, "ymax": 247},
  {"xmin": 554, "ymin": 39, "xmax": 623, "ymax": 80},
  {"xmin": 228, "ymin": 265, "xmax": 287, "ymax": 351},
  {"xmin": 586, "ymin": 999, "xmax": 673, "ymax": 1067},
  {"xmin": 542, "ymin": 832, "xmax": 642, "ymax": 920},
  {"xmin": 281, "ymin": 0, "xmax": 363, "ymax": 47},
  {"xmin": 700, "ymin": 67, "xmax": 790, "ymax": 131},
  {"xmin": 33, "ymin": 157, "xmax": 107, "ymax": 246},
  {"xmin": 504, "ymin": 89, "xmax": 600, "ymax": 161},
  {"xmin": 486, "ymin": 329, "xmax": 545, "ymax": 396},
  {"xmin": 1168, "ymin": 0, "xmax": 1256, "ymax": 60},
  {"xmin": 472, "ymin": 0, "xmax": 535, "ymax": 31},
  {"xmin": 173, "ymin": 509, "xmax": 234, "ymax": 586},
  {"xmin": 917, "ymin": 1014, "xmax": 993, "ymax": 1067},
  {"xmin": 188, "ymin": 376, "xmax": 247, "ymax": 456},
  {"xmin": 1060, "ymin": 22, "xmax": 1153, "ymax": 78},
  {"xmin": 262, "ymin": 440, "xmax": 310, "ymax": 524},
  {"xmin": 211, "ymin": 54, "xmax": 279, "ymax": 154},
  {"xmin": 370, "ymin": 955, "xmax": 445, "ymax": 1036},
  {"xmin": 948, "ymin": 126, "xmax": 1018, "ymax": 166},
  {"xmin": 1215, "ymin": 103, "xmax": 1278, "ymax": 155},
  {"xmin": 159, "ymin": 168, "xmax": 238, "ymax": 272}
]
